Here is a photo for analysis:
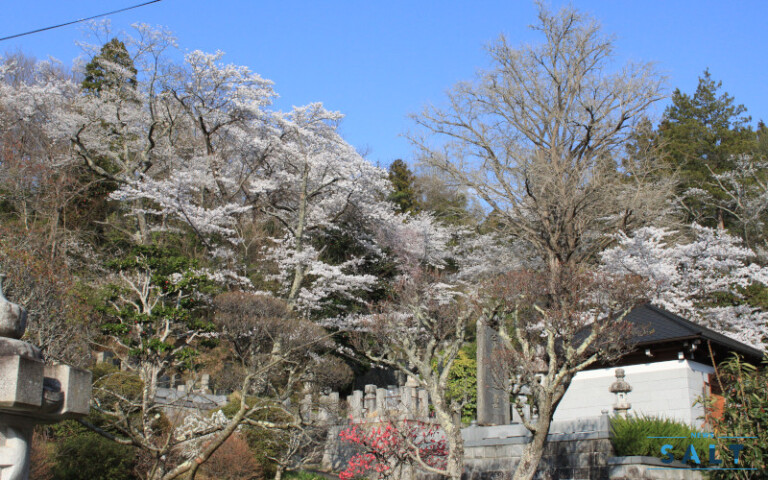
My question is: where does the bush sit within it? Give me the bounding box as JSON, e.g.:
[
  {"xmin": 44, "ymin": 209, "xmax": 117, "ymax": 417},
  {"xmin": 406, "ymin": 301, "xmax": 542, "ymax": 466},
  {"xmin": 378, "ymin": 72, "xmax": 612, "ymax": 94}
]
[
  {"xmin": 610, "ymin": 414, "xmax": 710, "ymax": 461},
  {"xmin": 283, "ymin": 472, "xmax": 329, "ymax": 480},
  {"xmin": 703, "ymin": 354, "xmax": 768, "ymax": 478},
  {"xmin": 53, "ymin": 433, "xmax": 137, "ymax": 480},
  {"xmin": 445, "ymin": 342, "xmax": 477, "ymax": 425},
  {"xmin": 199, "ymin": 433, "xmax": 262, "ymax": 480},
  {"xmin": 31, "ymin": 429, "xmax": 54, "ymax": 480}
]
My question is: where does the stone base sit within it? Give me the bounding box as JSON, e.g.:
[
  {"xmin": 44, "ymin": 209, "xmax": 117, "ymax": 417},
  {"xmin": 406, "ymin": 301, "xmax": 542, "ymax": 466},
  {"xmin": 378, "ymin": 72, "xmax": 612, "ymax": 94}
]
[
  {"xmin": 607, "ymin": 456, "xmax": 704, "ymax": 480},
  {"xmin": 0, "ymin": 340, "xmax": 40, "ymax": 361}
]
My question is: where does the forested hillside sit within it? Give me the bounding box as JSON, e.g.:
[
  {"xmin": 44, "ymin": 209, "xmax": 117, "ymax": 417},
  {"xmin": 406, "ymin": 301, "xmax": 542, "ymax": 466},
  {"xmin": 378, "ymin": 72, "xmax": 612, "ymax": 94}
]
[{"xmin": 1, "ymin": 6, "xmax": 766, "ymax": 479}]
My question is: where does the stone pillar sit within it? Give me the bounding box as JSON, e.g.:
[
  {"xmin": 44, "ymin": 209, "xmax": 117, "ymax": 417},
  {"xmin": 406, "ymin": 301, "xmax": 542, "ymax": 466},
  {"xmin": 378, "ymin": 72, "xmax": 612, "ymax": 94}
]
[
  {"xmin": 386, "ymin": 385, "xmax": 398, "ymax": 410},
  {"xmin": 417, "ymin": 389, "xmax": 429, "ymax": 419},
  {"xmin": 476, "ymin": 319, "xmax": 510, "ymax": 425},
  {"xmin": 363, "ymin": 385, "xmax": 376, "ymax": 416},
  {"xmin": 300, "ymin": 393, "xmax": 312, "ymax": 423},
  {"xmin": 400, "ymin": 385, "xmax": 413, "ymax": 417},
  {"xmin": 199, "ymin": 373, "xmax": 210, "ymax": 393},
  {"xmin": 600, "ymin": 409, "xmax": 611, "ymax": 435},
  {"xmin": 95, "ymin": 351, "xmax": 115, "ymax": 365},
  {"xmin": 348, "ymin": 390, "xmax": 363, "ymax": 420},
  {"xmin": 317, "ymin": 395, "xmax": 330, "ymax": 424},
  {"xmin": 0, "ymin": 420, "xmax": 33, "ymax": 480},
  {"xmin": 327, "ymin": 391, "xmax": 339, "ymax": 421},
  {"xmin": 376, "ymin": 388, "xmax": 387, "ymax": 416}
]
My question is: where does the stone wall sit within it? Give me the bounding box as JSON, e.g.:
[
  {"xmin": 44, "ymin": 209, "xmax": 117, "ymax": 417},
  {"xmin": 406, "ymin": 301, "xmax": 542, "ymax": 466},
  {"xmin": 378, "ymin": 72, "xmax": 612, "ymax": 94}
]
[
  {"xmin": 459, "ymin": 414, "xmax": 614, "ymax": 480},
  {"xmin": 607, "ymin": 456, "xmax": 704, "ymax": 480}
]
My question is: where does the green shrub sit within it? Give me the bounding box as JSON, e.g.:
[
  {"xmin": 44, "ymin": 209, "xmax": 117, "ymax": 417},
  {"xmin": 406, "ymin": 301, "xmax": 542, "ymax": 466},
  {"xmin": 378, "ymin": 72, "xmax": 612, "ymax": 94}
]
[
  {"xmin": 53, "ymin": 433, "xmax": 137, "ymax": 480},
  {"xmin": 446, "ymin": 342, "xmax": 477, "ymax": 425},
  {"xmin": 610, "ymin": 414, "xmax": 710, "ymax": 462},
  {"xmin": 283, "ymin": 471, "xmax": 329, "ymax": 480}
]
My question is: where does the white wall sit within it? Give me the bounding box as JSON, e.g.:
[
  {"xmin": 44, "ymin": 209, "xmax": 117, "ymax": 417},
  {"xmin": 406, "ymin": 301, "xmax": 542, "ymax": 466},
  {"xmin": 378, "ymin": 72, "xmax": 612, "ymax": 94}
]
[{"xmin": 551, "ymin": 360, "xmax": 714, "ymax": 427}]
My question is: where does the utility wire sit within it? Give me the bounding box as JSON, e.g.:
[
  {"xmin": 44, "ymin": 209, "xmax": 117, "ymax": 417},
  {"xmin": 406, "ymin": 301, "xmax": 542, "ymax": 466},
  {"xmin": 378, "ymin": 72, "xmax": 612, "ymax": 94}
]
[{"xmin": 0, "ymin": 0, "xmax": 163, "ymax": 43}]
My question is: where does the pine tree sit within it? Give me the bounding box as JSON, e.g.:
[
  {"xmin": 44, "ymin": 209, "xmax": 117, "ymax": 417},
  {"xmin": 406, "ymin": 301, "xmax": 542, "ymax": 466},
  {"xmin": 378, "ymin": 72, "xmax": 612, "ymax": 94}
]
[
  {"xmin": 388, "ymin": 159, "xmax": 419, "ymax": 214},
  {"xmin": 81, "ymin": 38, "xmax": 137, "ymax": 96},
  {"xmin": 659, "ymin": 70, "xmax": 757, "ymax": 228}
]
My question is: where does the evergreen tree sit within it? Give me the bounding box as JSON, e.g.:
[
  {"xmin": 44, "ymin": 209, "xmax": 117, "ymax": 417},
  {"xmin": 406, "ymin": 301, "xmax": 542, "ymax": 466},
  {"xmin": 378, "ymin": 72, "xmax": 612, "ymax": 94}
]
[
  {"xmin": 388, "ymin": 159, "xmax": 419, "ymax": 213},
  {"xmin": 659, "ymin": 70, "xmax": 757, "ymax": 228},
  {"xmin": 77, "ymin": 38, "xmax": 142, "ymax": 241},
  {"xmin": 81, "ymin": 38, "xmax": 137, "ymax": 96}
]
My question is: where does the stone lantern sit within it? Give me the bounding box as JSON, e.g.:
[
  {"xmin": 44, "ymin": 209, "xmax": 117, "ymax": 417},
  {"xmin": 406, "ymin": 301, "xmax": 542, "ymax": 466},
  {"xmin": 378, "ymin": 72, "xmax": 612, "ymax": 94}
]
[
  {"xmin": 0, "ymin": 274, "xmax": 92, "ymax": 480},
  {"xmin": 609, "ymin": 368, "xmax": 632, "ymax": 418}
]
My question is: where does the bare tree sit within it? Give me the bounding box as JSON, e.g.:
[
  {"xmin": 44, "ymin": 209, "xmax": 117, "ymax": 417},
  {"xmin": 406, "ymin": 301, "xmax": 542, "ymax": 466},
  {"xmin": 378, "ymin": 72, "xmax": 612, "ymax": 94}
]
[
  {"xmin": 411, "ymin": 3, "xmax": 670, "ymax": 292},
  {"xmin": 483, "ymin": 269, "xmax": 645, "ymax": 479},
  {"xmin": 410, "ymin": 4, "xmax": 670, "ymax": 479},
  {"xmin": 213, "ymin": 292, "xmax": 352, "ymax": 480},
  {"xmin": 0, "ymin": 248, "xmax": 93, "ymax": 367}
]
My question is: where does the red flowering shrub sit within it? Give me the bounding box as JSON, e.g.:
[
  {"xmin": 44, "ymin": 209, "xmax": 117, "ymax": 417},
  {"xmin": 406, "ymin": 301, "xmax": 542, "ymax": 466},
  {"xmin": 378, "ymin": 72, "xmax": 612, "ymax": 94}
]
[{"xmin": 338, "ymin": 418, "xmax": 447, "ymax": 479}]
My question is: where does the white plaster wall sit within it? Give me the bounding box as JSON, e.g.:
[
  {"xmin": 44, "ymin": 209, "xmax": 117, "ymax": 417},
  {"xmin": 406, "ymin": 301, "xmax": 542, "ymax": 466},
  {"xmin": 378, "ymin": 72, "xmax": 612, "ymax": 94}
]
[{"xmin": 551, "ymin": 360, "xmax": 713, "ymax": 427}]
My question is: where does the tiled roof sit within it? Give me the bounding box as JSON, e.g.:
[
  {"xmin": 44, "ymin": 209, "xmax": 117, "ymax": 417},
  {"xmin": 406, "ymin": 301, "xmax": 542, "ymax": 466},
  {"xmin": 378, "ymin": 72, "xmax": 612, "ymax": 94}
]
[{"xmin": 626, "ymin": 303, "xmax": 764, "ymax": 360}]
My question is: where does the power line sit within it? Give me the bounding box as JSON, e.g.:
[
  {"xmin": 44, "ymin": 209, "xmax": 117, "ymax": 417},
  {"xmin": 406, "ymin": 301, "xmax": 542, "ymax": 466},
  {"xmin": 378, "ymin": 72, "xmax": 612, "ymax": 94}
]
[{"xmin": 0, "ymin": 0, "xmax": 163, "ymax": 43}]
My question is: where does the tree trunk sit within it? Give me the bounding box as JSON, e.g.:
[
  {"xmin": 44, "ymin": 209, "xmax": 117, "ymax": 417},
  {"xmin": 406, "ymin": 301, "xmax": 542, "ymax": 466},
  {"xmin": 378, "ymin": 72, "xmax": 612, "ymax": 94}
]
[
  {"xmin": 286, "ymin": 161, "xmax": 310, "ymax": 310},
  {"xmin": 274, "ymin": 465, "xmax": 284, "ymax": 480},
  {"xmin": 513, "ymin": 404, "xmax": 554, "ymax": 480},
  {"xmin": 137, "ymin": 207, "xmax": 150, "ymax": 245},
  {"xmin": 432, "ymin": 398, "xmax": 464, "ymax": 480}
]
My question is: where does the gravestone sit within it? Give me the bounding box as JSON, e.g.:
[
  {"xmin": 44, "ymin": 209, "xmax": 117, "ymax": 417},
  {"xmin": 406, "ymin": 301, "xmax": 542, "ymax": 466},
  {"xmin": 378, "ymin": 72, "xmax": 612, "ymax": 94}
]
[
  {"xmin": 376, "ymin": 388, "xmax": 386, "ymax": 415},
  {"xmin": 476, "ymin": 318, "xmax": 510, "ymax": 425},
  {"xmin": 348, "ymin": 390, "xmax": 363, "ymax": 419}
]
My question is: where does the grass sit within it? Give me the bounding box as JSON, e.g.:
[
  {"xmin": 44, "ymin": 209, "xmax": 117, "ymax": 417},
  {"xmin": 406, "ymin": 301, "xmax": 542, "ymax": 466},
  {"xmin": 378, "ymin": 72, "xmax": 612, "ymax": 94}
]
[{"xmin": 283, "ymin": 471, "xmax": 336, "ymax": 480}]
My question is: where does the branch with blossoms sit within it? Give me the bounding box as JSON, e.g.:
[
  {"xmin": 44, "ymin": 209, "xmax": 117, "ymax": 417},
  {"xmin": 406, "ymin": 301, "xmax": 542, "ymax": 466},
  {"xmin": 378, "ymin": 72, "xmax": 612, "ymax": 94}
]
[{"xmin": 338, "ymin": 417, "xmax": 447, "ymax": 480}]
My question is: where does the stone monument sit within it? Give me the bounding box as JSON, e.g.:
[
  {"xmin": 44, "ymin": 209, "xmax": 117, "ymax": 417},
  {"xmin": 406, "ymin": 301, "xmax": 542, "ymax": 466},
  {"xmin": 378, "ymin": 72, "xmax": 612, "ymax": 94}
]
[
  {"xmin": 0, "ymin": 274, "xmax": 91, "ymax": 480},
  {"xmin": 610, "ymin": 368, "xmax": 632, "ymax": 418},
  {"xmin": 476, "ymin": 318, "xmax": 510, "ymax": 425}
]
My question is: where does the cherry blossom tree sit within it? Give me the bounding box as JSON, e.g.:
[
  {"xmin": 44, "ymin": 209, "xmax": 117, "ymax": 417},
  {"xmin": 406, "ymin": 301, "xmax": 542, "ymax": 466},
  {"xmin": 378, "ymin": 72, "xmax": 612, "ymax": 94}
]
[
  {"xmin": 0, "ymin": 56, "xmax": 90, "ymax": 260},
  {"xmin": 601, "ymin": 224, "xmax": 768, "ymax": 348},
  {"xmin": 253, "ymin": 102, "xmax": 395, "ymax": 314},
  {"xmin": 480, "ymin": 268, "xmax": 644, "ymax": 479}
]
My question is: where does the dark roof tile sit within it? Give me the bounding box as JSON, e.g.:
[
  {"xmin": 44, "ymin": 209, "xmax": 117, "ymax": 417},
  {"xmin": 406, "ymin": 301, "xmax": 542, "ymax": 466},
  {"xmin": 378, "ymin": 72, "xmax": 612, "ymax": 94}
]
[{"xmin": 627, "ymin": 303, "xmax": 763, "ymax": 360}]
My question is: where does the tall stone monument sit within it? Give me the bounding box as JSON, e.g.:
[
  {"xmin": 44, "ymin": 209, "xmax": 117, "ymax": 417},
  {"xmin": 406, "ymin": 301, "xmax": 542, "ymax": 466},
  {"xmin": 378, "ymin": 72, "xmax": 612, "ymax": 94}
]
[
  {"xmin": 476, "ymin": 318, "xmax": 510, "ymax": 425},
  {"xmin": 0, "ymin": 275, "xmax": 91, "ymax": 480}
]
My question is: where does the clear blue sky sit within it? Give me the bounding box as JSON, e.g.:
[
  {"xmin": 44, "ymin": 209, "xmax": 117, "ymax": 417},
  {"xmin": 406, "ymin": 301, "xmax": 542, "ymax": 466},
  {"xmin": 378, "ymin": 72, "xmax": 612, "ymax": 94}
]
[{"xmin": 2, "ymin": 1, "xmax": 767, "ymax": 168}]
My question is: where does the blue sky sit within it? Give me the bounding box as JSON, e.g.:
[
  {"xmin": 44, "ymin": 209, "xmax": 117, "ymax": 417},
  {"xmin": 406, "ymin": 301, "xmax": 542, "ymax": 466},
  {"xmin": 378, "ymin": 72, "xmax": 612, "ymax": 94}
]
[{"xmin": 2, "ymin": 1, "xmax": 767, "ymax": 169}]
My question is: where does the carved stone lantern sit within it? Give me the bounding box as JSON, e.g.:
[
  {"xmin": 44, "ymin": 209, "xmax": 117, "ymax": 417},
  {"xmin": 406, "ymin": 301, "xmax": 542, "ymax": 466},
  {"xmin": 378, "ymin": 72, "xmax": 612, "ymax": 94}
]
[
  {"xmin": 609, "ymin": 368, "xmax": 632, "ymax": 418},
  {"xmin": 0, "ymin": 274, "xmax": 92, "ymax": 479}
]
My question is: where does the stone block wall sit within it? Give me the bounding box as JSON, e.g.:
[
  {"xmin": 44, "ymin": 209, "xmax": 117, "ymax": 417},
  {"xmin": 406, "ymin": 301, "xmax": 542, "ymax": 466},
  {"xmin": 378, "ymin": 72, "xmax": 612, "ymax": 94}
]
[
  {"xmin": 459, "ymin": 415, "xmax": 614, "ymax": 480},
  {"xmin": 607, "ymin": 456, "xmax": 704, "ymax": 480}
]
